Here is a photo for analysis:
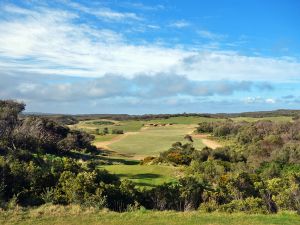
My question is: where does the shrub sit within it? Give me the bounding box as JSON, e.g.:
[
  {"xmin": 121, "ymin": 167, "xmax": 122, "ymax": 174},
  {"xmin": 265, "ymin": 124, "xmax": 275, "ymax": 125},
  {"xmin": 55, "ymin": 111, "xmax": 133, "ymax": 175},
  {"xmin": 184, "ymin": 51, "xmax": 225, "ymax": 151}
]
[
  {"xmin": 220, "ymin": 197, "xmax": 267, "ymax": 214},
  {"xmin": 112, "ymin": 129, "xmax": 124, "ymax": 134}
]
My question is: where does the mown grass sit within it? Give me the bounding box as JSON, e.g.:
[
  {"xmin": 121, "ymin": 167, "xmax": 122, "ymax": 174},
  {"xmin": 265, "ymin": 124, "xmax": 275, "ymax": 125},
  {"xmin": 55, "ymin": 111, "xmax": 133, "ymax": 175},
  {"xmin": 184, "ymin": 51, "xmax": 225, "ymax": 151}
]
[
  {"xmin": 70, "ymin": 116, "xmax": 224, "ymax": 135},
  {"xmin": 71, "ymin": 120, "xmax": 144, "ymax": 133},
  {"xmin": 108, "ymin": 125, "xmax": 205, "ymax": 156},
  {"xmin": 1, "ymin": 205, "xmax": 299, "ymax": 225},
  {"xmin": 93, "ymin": 134, "xmax": 119, "ymax": 142},
  {"xmin": 100, "ymin": 164, "xmax": 179, "ymax": 188}
]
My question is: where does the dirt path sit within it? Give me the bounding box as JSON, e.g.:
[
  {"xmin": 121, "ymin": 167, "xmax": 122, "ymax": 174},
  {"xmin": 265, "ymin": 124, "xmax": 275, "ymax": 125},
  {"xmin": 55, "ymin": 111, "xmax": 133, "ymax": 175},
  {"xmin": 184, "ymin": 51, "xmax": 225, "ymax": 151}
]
[{"xmin": 192, "ymin": 134, "xmax": 222, "ymax": 149}]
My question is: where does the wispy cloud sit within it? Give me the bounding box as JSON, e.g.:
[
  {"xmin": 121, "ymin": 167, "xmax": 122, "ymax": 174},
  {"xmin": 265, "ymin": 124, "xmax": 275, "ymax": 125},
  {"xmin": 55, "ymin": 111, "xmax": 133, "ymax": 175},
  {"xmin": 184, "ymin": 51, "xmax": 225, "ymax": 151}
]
[
  {"xmin": 197, "ymin": 29, "xmax": 225, "ymax": 40},
  {"xmin": 244, "ymin": 97, "xmax": 277, "ymax": 104},
  {"xmin": 169, "ymin": 20, "xmax": 190, "ymax": 28},
  {"xmin": 64, "ymin": 1, "xmax": 142, "ymax": 21}
]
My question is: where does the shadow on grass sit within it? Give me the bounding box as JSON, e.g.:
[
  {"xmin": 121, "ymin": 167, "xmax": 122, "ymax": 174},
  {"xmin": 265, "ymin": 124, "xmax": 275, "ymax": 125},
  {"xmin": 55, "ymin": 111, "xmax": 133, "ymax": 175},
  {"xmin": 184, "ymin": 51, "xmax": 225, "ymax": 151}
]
[
  {"xmin": 131, "ymin": 173, "xmax": 162, "ymax": 179},
  {"xmin": 116, "ymin": 173, "xmax": 162, "ymax": 179},
  {"xmin": 66, "ymin": 151, "xmax": 140, "ymax": 165},
  {"xmin": 106, "ymin": 157, "xmax": 140, "ymax": 165}
]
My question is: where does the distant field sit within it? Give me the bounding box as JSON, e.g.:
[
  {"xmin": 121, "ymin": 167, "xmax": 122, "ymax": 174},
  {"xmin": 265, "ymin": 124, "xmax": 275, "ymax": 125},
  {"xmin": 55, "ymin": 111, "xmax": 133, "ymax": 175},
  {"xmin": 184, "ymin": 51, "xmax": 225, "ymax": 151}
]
[
  {"xmin": 147, "ymin": 116, "xmax": 222, "ymax": 124},
  {"xmin": 2, "ymin": 207, "xmax": 299, "ymax": 225},
  {"xmin": 108, "ymin": 125, "xmax": 205, "ymax": 157},
  {"xmin": 71, "ymin": 116, "xmax": 293, "ymax": 135},
  {"xmin": 69, "ymin": 116, "xmax": 293, "ymax": 157},
  {"xmin": 70, "ymin": 120, "xmax": 144, "ymax": 133},
  {"xmin": 71, "ymin": 116, "xmax": 223, "ymax": 133},
  {"xmin": 100, "ymin": 164, "xmax": 179, "ymax": 188},
  {"xmin": 231, "ymin": 116, "xmax": 293, "ymax": 122}
]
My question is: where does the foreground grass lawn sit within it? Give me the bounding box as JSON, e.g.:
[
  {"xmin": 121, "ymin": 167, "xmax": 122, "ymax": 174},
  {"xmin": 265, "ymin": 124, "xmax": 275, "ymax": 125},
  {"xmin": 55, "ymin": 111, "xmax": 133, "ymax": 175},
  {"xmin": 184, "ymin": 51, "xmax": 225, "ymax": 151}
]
[
  {"xmin": 100, "ymin": 164, "xmax": 180, "ymax": 187},
  {"xmin": 1, "ymin": 206, "xmax": 299, "ymax": 225}
]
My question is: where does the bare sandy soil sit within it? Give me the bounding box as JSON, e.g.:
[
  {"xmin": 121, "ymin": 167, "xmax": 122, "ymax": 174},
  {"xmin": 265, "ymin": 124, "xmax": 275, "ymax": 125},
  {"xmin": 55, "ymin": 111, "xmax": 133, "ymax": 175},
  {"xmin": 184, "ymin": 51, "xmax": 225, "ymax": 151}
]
[{"xmin": 192, "ymin": 134, "xmax": 222, "ymax": 149}]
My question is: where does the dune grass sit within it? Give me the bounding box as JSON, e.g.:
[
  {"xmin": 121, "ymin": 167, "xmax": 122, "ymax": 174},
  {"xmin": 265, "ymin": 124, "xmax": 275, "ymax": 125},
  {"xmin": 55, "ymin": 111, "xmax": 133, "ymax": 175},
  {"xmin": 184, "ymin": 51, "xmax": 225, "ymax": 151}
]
[
  {"xmin": 1, "ymin": 205, "xmax": 299, "ymax": 225},
  {"xmin": 100, "ymin": 164, "xmax": 179, "ymax": 188}
]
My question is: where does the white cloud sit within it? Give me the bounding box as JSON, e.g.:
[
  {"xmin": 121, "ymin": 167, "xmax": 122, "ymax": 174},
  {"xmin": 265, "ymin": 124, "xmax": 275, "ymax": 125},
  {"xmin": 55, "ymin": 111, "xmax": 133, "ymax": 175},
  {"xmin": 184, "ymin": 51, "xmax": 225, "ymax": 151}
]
[
  {"xmin": 197, "ymin": 30, "xmax": 225, "ymax": 40},
  {"xmin": 169, "ymin": 20, "xmax": 190, "ymax": 28},
  {"xmin": 64, "ymin": 1, "xmax": 142, "ymax": 21},
  {"xmin": 0, "ymin": 4, "xmax": 300, "ymax": 83},
  {"xmin": 265, "ymin": 98, "xmax": 276, "ymax": 104},
  {"xmin": 147, "ymin": 24, "xmax": 160, "ymax": 29},
  {"xmin": 244, "ymin": 97, "xmax": 277, "ymax": 104}
]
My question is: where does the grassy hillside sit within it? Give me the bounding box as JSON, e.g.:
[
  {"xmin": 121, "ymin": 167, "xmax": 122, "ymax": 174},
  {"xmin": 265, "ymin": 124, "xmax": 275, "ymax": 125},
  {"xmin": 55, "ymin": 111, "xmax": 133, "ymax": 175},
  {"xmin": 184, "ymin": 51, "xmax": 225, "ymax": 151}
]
[{"xmin": 1, "ymin": 206, "xmax": 299, "ymax": 225}]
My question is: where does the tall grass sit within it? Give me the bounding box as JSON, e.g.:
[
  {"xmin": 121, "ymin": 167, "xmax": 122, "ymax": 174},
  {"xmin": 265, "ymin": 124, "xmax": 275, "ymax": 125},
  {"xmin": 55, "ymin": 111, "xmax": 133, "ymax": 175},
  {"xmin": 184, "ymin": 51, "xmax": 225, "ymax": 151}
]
[{"xmin": 1, "ymin": 204, "xmax": 299, "ymax": 225}]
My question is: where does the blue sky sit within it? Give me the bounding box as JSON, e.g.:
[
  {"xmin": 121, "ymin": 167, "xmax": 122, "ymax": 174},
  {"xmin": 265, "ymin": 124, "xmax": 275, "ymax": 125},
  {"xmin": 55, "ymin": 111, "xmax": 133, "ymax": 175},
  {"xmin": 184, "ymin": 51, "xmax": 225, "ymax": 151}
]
[{"xmin": 0, "ymin": 0, "xmax": 300, "ymax": 114}]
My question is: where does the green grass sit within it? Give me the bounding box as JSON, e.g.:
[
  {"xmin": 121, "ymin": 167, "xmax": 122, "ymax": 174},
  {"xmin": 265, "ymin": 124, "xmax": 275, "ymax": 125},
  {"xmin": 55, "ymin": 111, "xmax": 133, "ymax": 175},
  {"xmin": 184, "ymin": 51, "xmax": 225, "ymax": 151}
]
[
  {"xmin": 2, "ymin": 206, "xmax": 299, "ymax": 225},
  {"xmin": 100, "ymin": 164, "xmax": 179, "ymax": 188},
  {"xmin": 108, "ymin": 125, "xmax": 205, "ymax": 156},
  {"xmin": 71, "ymin": 120, "xmax": 144, "ymax": 133},
  {"xmin": 70, "ymin": 116, "xmax": 224, "ymax": 135},
  {"xmin": 71, "ymin": 116, "xmax": 293, "ymax": 137},
  {"xmin": 146, "ymin": 116, "xmax": 223, "ymax": 125},
  {"xmin": 93, "ymin": 134, "xmax": 119, "ymax": 142}
]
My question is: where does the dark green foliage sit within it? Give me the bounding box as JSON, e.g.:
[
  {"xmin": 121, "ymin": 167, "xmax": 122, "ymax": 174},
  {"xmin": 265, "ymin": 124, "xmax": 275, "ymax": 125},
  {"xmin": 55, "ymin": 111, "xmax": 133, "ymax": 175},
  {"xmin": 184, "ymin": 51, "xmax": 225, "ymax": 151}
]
[
  {"xmin": 87, "ymin": 121, "xmax": 115, "ymax": 125},
  {"xmin": 159, "ymin": 142, "xmax": 196, "ymax": 165},
  {"xmin": 111, "ymin": 129, "xmax": 124, "ymax": 134},
  {"xmin": 103, "ymin": 127, "xmax": 109, "ymax": 135},
  {"xmin": 197, "ymin": 122, "xmax": 214, "ymax": 133}
]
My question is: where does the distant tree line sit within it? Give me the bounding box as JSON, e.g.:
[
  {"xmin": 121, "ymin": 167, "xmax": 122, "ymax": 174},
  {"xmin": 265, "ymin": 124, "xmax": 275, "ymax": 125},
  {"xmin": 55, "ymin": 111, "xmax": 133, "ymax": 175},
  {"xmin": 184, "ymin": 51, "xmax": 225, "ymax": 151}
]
[{"xmin": 25, "ymin": 109, "xmax": 300, "ymax": 125}]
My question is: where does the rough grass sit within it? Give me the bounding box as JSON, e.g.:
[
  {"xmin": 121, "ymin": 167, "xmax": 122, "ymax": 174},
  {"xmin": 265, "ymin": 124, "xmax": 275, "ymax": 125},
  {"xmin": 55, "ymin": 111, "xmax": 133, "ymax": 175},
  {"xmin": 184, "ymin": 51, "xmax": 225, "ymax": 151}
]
[
  {"xmin": 108, "ymin": 125, "xmax": 205, "ymax": 157},
  {"xmin": 100, "ymin": 164, "xmax": 179, "ymax": 188},
  {"xmin": 1, "ymin": 205, "xmax": 299, "ymax": 225}
]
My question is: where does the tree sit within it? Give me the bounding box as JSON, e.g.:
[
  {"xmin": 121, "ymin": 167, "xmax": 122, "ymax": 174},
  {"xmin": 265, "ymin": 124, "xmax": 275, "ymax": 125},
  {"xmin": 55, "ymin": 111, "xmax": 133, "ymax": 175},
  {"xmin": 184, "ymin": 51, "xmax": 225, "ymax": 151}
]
[
  {"xmin": 184, "ymin": 135, "xmax": 193, "ymax": 142},
  {"xmin": 103, "ymin": 127, "xmax": 109, "ymax": 135},
  {"xmin": 0, "ymin": 100, "xmax": 25, "ymax": 149}
]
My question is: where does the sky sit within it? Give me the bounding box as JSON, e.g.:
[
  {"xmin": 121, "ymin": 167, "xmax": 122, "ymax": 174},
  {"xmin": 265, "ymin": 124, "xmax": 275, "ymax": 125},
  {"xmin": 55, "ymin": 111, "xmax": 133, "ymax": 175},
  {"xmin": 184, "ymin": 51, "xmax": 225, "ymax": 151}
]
[{"xmin": 0, "ymin": 0, "xmax": 300, "ymax": 114}]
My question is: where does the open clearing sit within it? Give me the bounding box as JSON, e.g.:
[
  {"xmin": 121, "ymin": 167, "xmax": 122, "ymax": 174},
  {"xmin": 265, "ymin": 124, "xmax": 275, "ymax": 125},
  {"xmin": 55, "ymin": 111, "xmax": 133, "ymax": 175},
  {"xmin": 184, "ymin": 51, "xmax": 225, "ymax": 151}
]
[
  {"xmin": 2, "ymin": 208, "xmax": 299, "ymax": 225},
  {"xmin": 108, "ymin": 124, "xmax": 205, "ymax": 158},
  {"xmin": 70, "ymin": 116, "xmax": 293, "ymax": 157}
]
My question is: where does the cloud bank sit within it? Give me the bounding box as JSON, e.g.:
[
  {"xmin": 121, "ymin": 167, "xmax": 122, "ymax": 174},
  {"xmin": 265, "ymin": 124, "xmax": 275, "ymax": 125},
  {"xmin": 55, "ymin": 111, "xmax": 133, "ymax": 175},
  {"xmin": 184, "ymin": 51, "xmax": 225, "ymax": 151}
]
[{"xmin": 0, "ymin": 4, "xmax": 299, "ymax": 82}]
